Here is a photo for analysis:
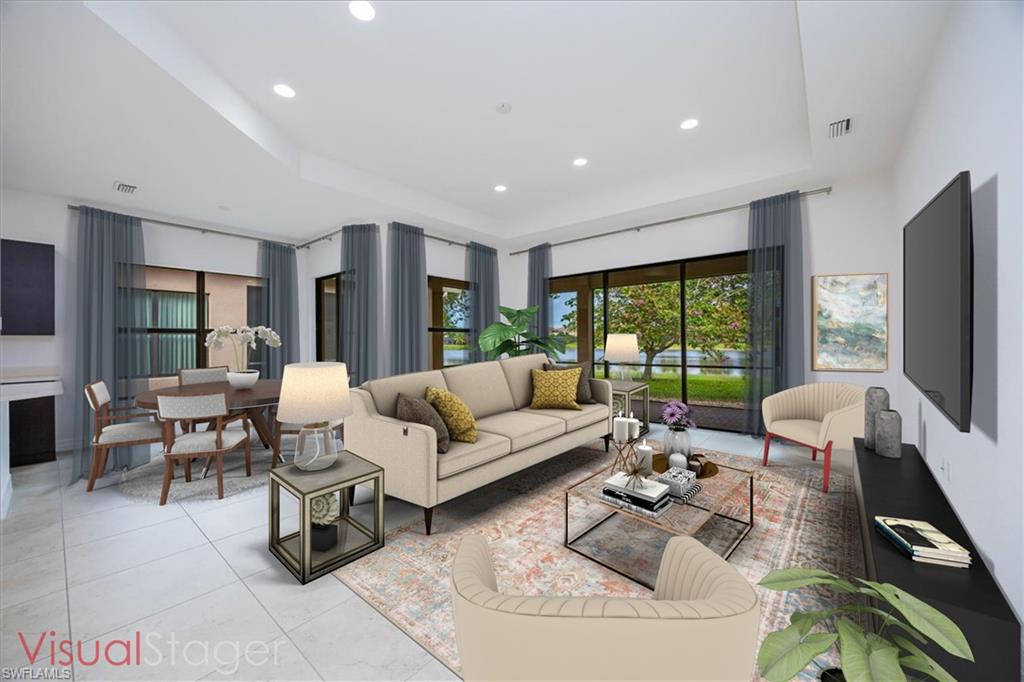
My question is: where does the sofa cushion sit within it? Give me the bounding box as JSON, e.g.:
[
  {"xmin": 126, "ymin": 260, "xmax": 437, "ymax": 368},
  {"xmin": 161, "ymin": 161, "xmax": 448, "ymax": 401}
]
[
  {"xmin": 438, "ymin": 431, "xmax": 511, "ymax": 479},
  {"xmin": 396, "ymin": 393, "xmax": 450, "ymax": 453},
  {"xmin": 544, "ymin": 360, "xmax": 596, "ymax": 404},
  {"xmin": 365, "ymin": 370, "xmax": 448, "ymax": 418},
  {"xmin": 441, "ymin": 362, "xmax": 516, "ymax": 418},
  {"xmin": 519, "ymin": 403, "xmax": 610, "ymax": 432},
  {"xmin": 426, "ymin": 387, "xmax": 478, "ymax": 443},
  {"xmin": 770, "ymin": 419, "xmax": 822, "ymax": 447},
  {"xmin": 530, "ymin": 368, "xmax": 582, "ymax": 410},
  {"xmin": 475, "ymin": 411, "xmax": 565, "ymax": 452},
  {"xmin": 498, "ymin": 353, "xmax": 549, "ymax": 409}
]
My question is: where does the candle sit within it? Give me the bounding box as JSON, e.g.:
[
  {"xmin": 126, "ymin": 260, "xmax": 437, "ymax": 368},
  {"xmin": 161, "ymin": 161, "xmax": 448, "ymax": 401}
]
[
  {"xmin": 612, "ymin": 415, "xmax": 630, "ymax": 443},
  {"xmin": 636, "ymin": 440, "xmax": 653, "ymax": 476},
  {"xmin": 627, "ymin": 411, "xmax": 640, "ymax": 440}
]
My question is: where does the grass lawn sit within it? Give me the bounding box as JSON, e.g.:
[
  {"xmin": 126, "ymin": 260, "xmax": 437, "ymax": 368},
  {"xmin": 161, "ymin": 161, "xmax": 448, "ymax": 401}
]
[{"xmin": 596, "ymin": 368, "xmax": 746, "ymax": 404}]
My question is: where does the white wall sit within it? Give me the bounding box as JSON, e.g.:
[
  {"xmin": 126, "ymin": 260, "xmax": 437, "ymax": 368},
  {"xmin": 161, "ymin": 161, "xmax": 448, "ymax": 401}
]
[
  {"xmin": 0, "ymin": 186, "xmax": 269, "ymax": 450},
  {"xmin": 502, "ymin": 173, "xmax": 901, "ymax": 395},
  {"xmin": 893, "ymin": 0, "xmax": 1024, "ymax": 620}
]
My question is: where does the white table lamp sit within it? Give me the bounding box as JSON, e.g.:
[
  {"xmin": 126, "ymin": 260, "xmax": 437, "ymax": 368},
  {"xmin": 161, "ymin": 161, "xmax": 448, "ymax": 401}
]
[
  {"xmin": 604, "ymin": 333, "xmax": 640, "ymax": 381},
  {"xmin": 277, "ymin": 362, "xmax": 353, "ymax": 471}
]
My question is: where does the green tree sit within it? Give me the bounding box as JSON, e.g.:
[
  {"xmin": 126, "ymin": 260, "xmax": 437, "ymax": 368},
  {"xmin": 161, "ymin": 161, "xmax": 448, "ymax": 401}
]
[{"xmin": 685, "ymin": 274, "xmax": 749, "ymax": 363}]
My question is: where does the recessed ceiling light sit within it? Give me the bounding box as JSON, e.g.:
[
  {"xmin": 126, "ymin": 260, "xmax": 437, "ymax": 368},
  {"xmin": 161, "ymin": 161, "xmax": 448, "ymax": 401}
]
[
  {"xmin": 573, "ymin": 158, "xmax": 588, "ymax": 167},
  {"xmin": 349, "ymin": 1, "xmax": 375, "ymax": 21},
  {"xmin": 680, "ymin": 118, "xmax": 699, "ymax": 130},
  {"xmin": 273, "ymin": 84, "xmax": 296, "ymax": 98},
  {"xmin": 494, "ymin": 185, "xmax": 507, "ymax": 192}
]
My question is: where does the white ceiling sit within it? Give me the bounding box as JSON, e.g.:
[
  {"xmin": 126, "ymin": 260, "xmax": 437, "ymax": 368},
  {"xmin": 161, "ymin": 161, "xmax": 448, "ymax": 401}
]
[{"xmin": 0, "ymin": 1, "xmax": 949, "ymax": 245}]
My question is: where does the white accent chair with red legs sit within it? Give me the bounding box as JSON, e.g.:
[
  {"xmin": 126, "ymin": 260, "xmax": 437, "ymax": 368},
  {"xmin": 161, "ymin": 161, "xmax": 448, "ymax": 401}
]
[{"xmin": 760, "ymin": 383, "xmax": 865, "ymax": 492}]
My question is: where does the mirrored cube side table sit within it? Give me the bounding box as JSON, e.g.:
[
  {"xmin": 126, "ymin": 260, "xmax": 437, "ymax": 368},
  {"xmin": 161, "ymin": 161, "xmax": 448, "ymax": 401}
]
[{"xmin": 269, "ymin": 450, "xmax": 384, "ymax": 583}]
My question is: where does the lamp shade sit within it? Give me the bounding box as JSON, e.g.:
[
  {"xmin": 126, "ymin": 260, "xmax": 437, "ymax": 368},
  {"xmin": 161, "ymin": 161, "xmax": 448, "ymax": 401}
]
[
  {"xmin": 603, "ymin": 333, "xmax": 640, "ymax": 363},
  {"xmin": 276, "ymin": 362, "xmax": 353, "ymax": 425}
]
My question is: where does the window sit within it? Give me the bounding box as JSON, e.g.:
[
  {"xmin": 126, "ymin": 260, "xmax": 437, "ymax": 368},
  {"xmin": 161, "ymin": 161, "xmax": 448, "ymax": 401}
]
[
  {"xmin": 548, "ymin": 252, "xmax": 753, "ymax": 432},
  {"xmin": 136, "ymin": 266, "xmax": 264, "ymax": 391},
  {"xmin": 428, "ymin": 276, "xmax": 471, "ymax": 369},
  {"xmin": 315, "ymin": 274, "xmax": 342, "ymax": 361}
]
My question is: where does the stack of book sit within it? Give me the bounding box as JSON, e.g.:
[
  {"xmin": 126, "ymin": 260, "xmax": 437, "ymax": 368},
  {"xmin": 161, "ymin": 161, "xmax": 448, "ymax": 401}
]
[
  {"xmin": 602, "ymin": 472, "xmax": 670, "ymax": 518},
  {"xmin": 874, "ymin": 516, "xmax": 972, "ymax": 568}
]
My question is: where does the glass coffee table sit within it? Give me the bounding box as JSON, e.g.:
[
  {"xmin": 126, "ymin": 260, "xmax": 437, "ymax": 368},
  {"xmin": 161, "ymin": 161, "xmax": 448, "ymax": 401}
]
[{"xmin": 565, "ymin": 453, "xmax": 754, "ymax": 589}]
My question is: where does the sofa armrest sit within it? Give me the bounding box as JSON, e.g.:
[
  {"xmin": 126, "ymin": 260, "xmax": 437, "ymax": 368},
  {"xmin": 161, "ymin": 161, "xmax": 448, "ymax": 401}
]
[
  {"xmin": 345, "ymin": 389, "xmax": 439, "ymax": 508},
  {"xmin": 588, "ymin": 378, "xmax": 613, "ymax": 431},
  {"xmin": 817, "ymin": 401, "xmax": 865, "ymax": 450}
]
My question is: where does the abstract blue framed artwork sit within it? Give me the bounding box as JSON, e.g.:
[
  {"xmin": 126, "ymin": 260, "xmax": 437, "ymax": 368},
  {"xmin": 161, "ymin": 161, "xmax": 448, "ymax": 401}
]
[{"xmin": 812, "ymin": 273, "xmax": 888, "ymax": 372}]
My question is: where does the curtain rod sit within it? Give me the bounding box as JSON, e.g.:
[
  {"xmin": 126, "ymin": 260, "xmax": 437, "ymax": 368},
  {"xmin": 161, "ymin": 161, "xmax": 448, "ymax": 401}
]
[
  {"xmin": 296, "ymin": 227, "xmax": 469, "ymax": 250},
  {"xmin": 66, "ymin": 205, "xmax": 294, "ymax": 247},
  {"xmin": 507, "ymin": 186, "xmax": 832, "ymax": 256}
]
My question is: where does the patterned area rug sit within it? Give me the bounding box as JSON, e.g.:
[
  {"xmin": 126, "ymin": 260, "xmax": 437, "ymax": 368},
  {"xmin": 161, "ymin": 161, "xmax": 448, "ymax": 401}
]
[{"xmin": 334, "ymin": 442, "xmax": 863, "ymax": 679}]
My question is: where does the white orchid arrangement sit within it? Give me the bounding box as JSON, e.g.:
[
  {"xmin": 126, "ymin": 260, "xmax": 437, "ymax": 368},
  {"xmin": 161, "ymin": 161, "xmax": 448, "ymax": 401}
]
[{"xmin": 204, "ymin": 325, "xmax": 282, "ymax": 373}]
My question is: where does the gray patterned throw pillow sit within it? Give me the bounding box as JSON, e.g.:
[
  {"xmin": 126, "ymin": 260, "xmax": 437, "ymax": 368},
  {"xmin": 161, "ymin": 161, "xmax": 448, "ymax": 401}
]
[{"xmin": 396, "ymin": 393, "xmax": 451, "ymax": 453}]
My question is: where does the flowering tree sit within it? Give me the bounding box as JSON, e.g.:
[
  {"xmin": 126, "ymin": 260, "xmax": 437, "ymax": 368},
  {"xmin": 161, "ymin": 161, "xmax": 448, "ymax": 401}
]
[{"xmin": 685, "ymin": 274, "xmax": 749, "ymax": 363}]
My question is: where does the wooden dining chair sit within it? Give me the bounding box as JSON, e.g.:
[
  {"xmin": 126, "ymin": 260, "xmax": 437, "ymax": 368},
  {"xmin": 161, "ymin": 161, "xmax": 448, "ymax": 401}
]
[
  {"xmin": 84, "ymin": 380, "xmax": 164, "ymax": 492},
  {"xmin": 156, "ymin": 392, "xmax": 252, "ymax": 504}
]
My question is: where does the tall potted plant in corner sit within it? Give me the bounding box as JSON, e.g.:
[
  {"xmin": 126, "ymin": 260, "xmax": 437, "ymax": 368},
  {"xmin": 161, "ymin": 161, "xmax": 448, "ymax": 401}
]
[
  {"xmin": 205, "ymin": 325, "xmax": 282, "ymax": 389},
  {"xmin": 478, "ymin": 305, "xmax": 567, "ymax": 359},
  {"xmin": 757, "ymin": 568, "xmax": 973, "ymax": 682}
]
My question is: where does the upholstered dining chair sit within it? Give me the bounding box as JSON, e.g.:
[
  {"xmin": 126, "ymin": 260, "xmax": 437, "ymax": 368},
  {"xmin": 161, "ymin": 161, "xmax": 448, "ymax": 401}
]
[
  {"xmin": 156, "ymin": 392, "xmax": 252, "ymax": 504},
  {"xmin": 84, "ymin": 380, "xmax": 164, "ymax": 492},
  {"xmin": 761, "ymin": 382, "xmax": 865, "ymax": 492},
  {"xmin": 452, "ymin": 535, "xmax": 760, "ymax": 681},
  {"xmin": 178, "ymin": 366, "xmax": 229, "ymax": 385}
]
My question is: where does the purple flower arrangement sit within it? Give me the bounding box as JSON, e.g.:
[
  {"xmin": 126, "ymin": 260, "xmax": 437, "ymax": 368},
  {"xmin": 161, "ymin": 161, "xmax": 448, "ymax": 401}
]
[{"xmin": 661, "ymin": 399, "xmax": 696, "ymax": 430}]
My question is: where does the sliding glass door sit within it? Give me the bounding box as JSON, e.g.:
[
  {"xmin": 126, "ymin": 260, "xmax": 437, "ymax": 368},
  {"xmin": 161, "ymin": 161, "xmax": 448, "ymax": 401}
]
[{"xmin": 549, "ymin": 252, "xmax": 754, "ymax": 431}]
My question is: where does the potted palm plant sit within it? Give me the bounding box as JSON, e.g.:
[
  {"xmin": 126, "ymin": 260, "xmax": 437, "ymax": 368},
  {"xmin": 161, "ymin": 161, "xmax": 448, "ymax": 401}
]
[
  {"xmin": 757, "ymin": 567, "xmax": 973, "ymax": 681},
  {"xmin": 478, "ymin": 305, "xmax": 566, "ymax": 359}
]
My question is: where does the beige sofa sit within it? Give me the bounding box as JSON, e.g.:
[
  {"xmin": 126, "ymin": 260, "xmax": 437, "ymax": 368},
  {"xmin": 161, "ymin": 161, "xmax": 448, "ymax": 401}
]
[
  {"xmin": 346, "ymin": 354, "xmax": 612, "ymax": 534},
  {"xmin": 452, "ymin": 534, "xmax": 760, "ymax": 681},
  {"xmin": 761, "ymin": 382, "xmax": 865, "ymax": 493}
]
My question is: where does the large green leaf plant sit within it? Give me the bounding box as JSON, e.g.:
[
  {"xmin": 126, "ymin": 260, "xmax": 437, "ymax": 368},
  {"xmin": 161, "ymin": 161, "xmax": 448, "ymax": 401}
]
[
  {"xmin": 758, "ymin": 568, "xmax": 973, "ymax": 682},
  {"xmin": 478, "ymin": 305, "xmax": 566, "ymax": 360}
]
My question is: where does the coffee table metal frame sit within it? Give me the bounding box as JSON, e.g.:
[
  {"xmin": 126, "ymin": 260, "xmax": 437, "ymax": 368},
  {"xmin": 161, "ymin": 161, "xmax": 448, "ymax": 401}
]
[{"xmin": 564, "ymin": 458, "xmax": 754, "ymax": 589}]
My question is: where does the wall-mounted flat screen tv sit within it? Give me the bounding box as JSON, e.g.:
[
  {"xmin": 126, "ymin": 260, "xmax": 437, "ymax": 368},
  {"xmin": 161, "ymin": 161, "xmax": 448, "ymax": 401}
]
[
  {"xmin": 903, "ymin": 171, "xmax": 973, "ymax": 432},
  {"xmin": 1, "ymin": 239, "xmax": 55, "ymax": 336}
]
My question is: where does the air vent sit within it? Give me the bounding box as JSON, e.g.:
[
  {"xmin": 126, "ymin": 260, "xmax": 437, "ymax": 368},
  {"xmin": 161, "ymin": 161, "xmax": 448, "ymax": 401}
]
[
  {"xmin": 828, "ymin": 118, "xmax": 852, "ymax": 139},
  {"xmin": 112, "ymin": 181, "xmax": 138, "ymax": 194}
]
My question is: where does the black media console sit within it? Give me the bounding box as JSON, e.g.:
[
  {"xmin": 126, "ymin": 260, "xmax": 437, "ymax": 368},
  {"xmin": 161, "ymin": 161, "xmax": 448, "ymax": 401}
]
[{"xmin": 853, "ymin": 437, "xmax": 1020, "ymax": 681}]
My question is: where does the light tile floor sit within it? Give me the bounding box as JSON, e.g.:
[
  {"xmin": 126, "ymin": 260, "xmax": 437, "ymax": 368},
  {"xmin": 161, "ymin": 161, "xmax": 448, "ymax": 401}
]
[{"xmin": 0, "ymin": 429, "xmax": 825, "ymax": 681}]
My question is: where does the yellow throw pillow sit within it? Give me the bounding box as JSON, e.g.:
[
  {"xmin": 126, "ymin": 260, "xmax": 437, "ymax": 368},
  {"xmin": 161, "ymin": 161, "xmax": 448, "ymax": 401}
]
[
  {"xmin": 425, "ymin": 386, "xmax": 478, "ymax": 443},
  {"xmin": 530, "ymin": 367, "xmax": 582, "ymax": 410}
]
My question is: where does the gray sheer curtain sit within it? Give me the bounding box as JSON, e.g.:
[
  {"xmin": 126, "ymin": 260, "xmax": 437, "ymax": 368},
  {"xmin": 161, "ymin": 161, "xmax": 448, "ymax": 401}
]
[
  {"xmin": 341, "ymin": 224, "xmax": 383, "ymax": 384},
  {"xmin": 259, "ymin": 241, "xmax": 300, "ymax": 379},
  {"xmin": 744, "ymin": 190, "xmax": 804, "ymax": 435},
  {"xmin": 72, "ymin": 207, "xmax": 148, "ymax": 482},
  {"xmin": 466, "ymin": 242, "xmax": 500, "ymax": 362},
  {"xmin": 388, "ymin": 222, "xmax": 427, "ymax": 374},
  {"xmin": 527, "ymin": 243, "xmax": 551, "ymax": 337}
]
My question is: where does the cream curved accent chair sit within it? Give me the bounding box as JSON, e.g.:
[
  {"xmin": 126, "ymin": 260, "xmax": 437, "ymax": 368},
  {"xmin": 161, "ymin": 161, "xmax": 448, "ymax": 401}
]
[
  {"xmin": 761, "ymin": 382, "xmax": 865, "ymax": 492},
  {"xmin": 452, "ymin": 535, "xmax": 760, "ymax": 681}
]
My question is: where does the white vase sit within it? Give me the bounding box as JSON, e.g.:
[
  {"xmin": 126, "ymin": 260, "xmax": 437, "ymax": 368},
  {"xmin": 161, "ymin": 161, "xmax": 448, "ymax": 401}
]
[
  {"xmin": 663, "ymin": 427, "xmax": 692, "ymax": 458},
  {"xmin": 227, "ymin": 369, "xmax": 260, "ymax": 390}
]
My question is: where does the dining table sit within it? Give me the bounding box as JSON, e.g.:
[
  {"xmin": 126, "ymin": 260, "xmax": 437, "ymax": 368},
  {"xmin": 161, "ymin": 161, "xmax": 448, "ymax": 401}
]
[{"xmin": 135, "ymin": 379, "xmax": 282, "ymax": 449}]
